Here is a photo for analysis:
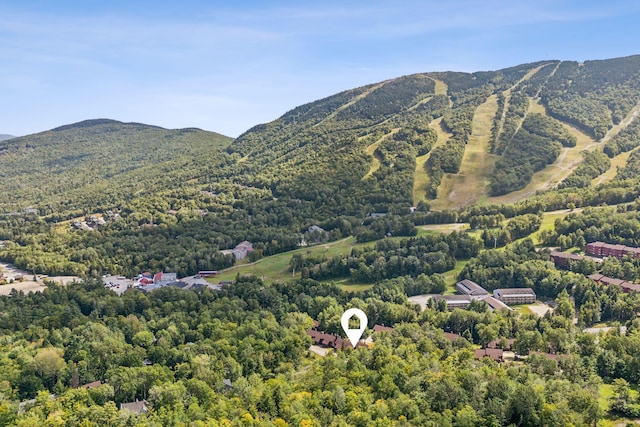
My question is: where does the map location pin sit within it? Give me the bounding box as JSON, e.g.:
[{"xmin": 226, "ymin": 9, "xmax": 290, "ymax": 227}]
[{"xmin": 341, "ymin": 308, "xmax": 368, "ymax": 348}]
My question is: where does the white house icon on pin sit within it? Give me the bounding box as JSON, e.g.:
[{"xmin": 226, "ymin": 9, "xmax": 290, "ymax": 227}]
[{"xmin": 340, "ymin": 308, "xmax": 368, "ymax": 348}]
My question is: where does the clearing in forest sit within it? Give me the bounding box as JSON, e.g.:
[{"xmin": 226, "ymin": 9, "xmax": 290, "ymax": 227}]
[
  {"xmin": 435, "ymin": 95, "xmax": 499, "ymax": 209},
  {"xmin": 591, "ymin": 104, "xmax": 640, "ymax": 185},
  {"xmin": 413, "ymin": 117, "xmax": 452, "ymax": 204},
  {"xmin": 488, "ymin": 100, "xmax": 597, "ymax": 204},
  {"xmin": 362, "ymin": 129, "xmax": 399, "ymax": 180}
]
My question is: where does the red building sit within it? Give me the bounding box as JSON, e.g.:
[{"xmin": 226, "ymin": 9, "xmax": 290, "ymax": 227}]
[
  {"xmin": 550, "ymin": 251, "xmax": 581, "ymax": 268},
  {"xmin": 586, "ymin": 241, "xmax": 640, "ymax": 259}
]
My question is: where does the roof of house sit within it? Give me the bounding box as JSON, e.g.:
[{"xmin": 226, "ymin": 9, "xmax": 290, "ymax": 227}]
[
  {"xmin": 474, "ymin": 348, "xmax": 503, "ymax": 362},
  {"xmin": 372, "ymin": 324, "xmax": 393, "ymax": 333},
  {"xmin": 599, "ymin": 276, "xmax": 625, "ymax": 286},
  {"xmin": 120, "ymin": 400, "xmax": 149, "ymax": 415},
  {"xmin": 487, "ymin": 338, "xmax": 515, "ymax": 349},
  {"xmin": 456, "ymin": 279, "xmax": 488, "ymax": 296},
  {"xmin": 443, "ymin": 332, "xmax": 462, "ymax": 341},
  {"xmin": 483, "ymin": 296, "xmax": 513, "ymax": 311},
  {"xmin": 621, "ymin": 282, "xmax": 640, "ymax": 292},
  {"xmin": 235, "ymin": 241, "xmax": 253, "ymax": 249},
  {"xmin": 440, "ymin": 294, "xmax": 472, "ymax": 301},
  {"xmin": 80, "ymin": 380, "xmax": 102, "ymax": 390},
  {"xmin": 550, "ymin": 251, "xmax": 581, "ymax": 261}
]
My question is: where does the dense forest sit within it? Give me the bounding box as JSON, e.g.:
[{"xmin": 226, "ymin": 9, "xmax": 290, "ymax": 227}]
[{"xmin": 3, "ymin": 233, "xmax": 640, "ymax": 425}]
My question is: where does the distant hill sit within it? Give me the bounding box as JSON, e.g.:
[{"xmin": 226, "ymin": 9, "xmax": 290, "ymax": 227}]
[
  {"xmin": 0, "ymin": 134, "xmax": 15, "ymax": 141},
  {"xmin": 0, "ymin": 119, "xmax": 232, "ymax": 214}
]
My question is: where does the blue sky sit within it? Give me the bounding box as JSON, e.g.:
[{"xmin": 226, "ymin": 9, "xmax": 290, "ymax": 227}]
[{"xmin": 2, "ymin": 0, "xmax": 640, "ymax": 137}]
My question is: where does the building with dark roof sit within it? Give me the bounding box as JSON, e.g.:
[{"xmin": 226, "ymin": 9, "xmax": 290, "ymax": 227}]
[
  {"xmin": 80, "ymin": 380, "xmax": 102, "ymax": 390},
  {"xmin": 586, "ymin": 241, "xmax": 640, "ymax": 259},
  {"xmin": 550, "ymin": 250, "xmax": 603, "ymax": 268},
  {"xmin": 474, "ymin": 348, "xmax": 504, "ymax": 362},
  {"xmin": 433, "ymin": 294, "xmax": 472, "ymax": 310},
  {"xmin": 483, "ymin": 296, "xmax": 513, "ymax": 311},
  {"xmin": 455, "ymin": 279, "xmax": 489, "ymax": 299},
  {"xmin": 587, "ymin": 274, "xmax": 640, "ymax": 293},
  {"xmin": 443, "ymin": 332, "xmax": 462, "ymax": 341}
]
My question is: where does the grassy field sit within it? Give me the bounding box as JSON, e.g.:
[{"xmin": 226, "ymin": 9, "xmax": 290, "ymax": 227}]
[
  {"xmin": 530, "ymin": 208, "xmax": 581, "ymax": 244},
  {"xmin": 442, "ymin": 260, "xmax": 469, "ymax": 294},
  {"xmin": 442, "ymin": 94, "xmax": 499, "ymax": 209},
  {"xmin": 212, "ymin": 222, "xmax": 472, "ymax": 292},
  {"xmin": 362, "ymin": 133, "xmax": 388, "ymax": 180},
  {"xmin": 593, "ymin": 145, "xmax": 640, "ymax": 186},
  {"xmin": 598, "ymin": 383, "xmax": 640, "ymax": 426},
  {"xmin": 212, "ymin": 237, "xmax": 362, "ymax": 284},
  {"xmin": 431, "ymin": 78, "xmax": 448, "ymax": 96}
]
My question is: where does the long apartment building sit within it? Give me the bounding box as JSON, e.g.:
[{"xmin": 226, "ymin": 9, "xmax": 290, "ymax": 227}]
[
  {"xmin": 493, "ymin": 288, "xmax": 536, "ymax": 305},
  {"xmin": 586, "ymin": 241, "xmax": 640, "ymax": 258}
]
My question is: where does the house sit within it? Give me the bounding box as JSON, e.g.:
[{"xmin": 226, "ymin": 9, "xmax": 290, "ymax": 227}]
[
  {"xmin": 474, "ymin": 348, "xmax": 504, "ymax": 362},
  {"xmin": 493, "ymin": 288, "xmax": 536, "ymax": 305},
  {"xmin": 487, "ymin": 338, "xmax": 515, "ymax": 351},
  {"xmin": 372, "ymin": 324, "xmax": 393, "ymax": 333},
  {"xmin": 197, "ymin": 270, "xmax": 218, "ymax": 278},
  {"xmin": 456, "ymin": 279, "xmax": 489, "ymax": 299},
  {"xmin": 307, "ymin": 225, "xmax": 329, "ymax": 243},
  {"xmin": 443, "ymin": 332, "xmax": 462, "ymax": 341},
  {"xmin": 153, "ymin": 272, "xmax": 177, "ymax": 283},
  {"xmin": 369, "ymin": 213, "xmax": 387, "ymax": 218},
  {"xmin": 550, "ymin": 251, "xmax": 602, "ymax": 268},
  {"xmin": 623, "ymin": 247, "xmax": 640, "ymax": 257},
  {"xmin": 120, "ymin": 399, "xmax": 149, "ymax": 415},
  {"xmin": 80, "ymin": 380, "xmax": 102, "ymax": 390},
  {"xmin": 550, "ymin": 251, "xmax": 581, "ymax": 268},
  {"xmin": 306, "ymin": 322, "xmax": 366, "ymax": 350},
  {"xmin": 232, "ymin": 241, "xmax": 254, "ymax": 260}
]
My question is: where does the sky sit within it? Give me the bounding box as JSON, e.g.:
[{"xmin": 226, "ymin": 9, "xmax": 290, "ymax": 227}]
[{"xmin": 2, "ymin": 0, "xmax": 640, "ymax": 138}]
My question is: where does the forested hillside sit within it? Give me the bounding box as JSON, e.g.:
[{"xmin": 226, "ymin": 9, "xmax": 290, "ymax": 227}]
[
  {"xmin": 0, "ymin": 119, "xmax": 233, "ymax": 215},
  {"xmin": 2, "ymin": 56, "xmax": 640, "ymax": 277}
]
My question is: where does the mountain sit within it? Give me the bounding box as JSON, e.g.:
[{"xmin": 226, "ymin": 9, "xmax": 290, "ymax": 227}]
[
  {"xmin": 0, "ymin": 119, "xmax": 232, "ymax": 215},
  {"xmin": 2, "ymin": 56, "xmax": 640, "ymax": 277},
  {"xmin": 229, "ymin": 54, "xmax": 640, "ymax": 210},
  {"xmin": 0, "ymin": 134, "xmax": 15, "ymax": 141}
]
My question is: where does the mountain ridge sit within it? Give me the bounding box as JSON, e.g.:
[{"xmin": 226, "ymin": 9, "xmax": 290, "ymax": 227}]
[{"xmin": 3, "ymin": 54, "xmax": 640, "ymax": 216}]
